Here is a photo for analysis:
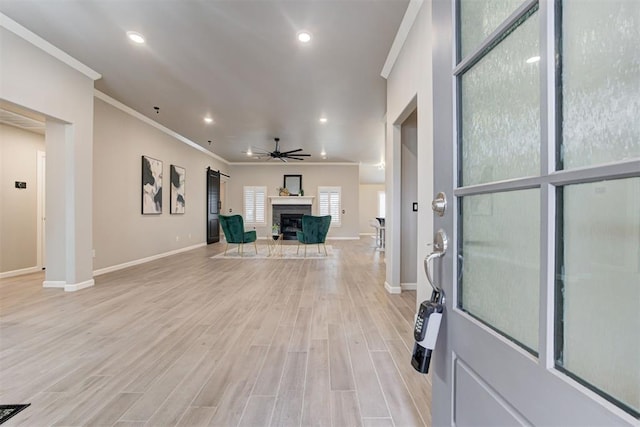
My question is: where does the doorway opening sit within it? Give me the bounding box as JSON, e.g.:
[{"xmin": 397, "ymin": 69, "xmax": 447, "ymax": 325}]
[{"xmin": 0, "ymin": 104, "xmax": 46, "ymax": 278}]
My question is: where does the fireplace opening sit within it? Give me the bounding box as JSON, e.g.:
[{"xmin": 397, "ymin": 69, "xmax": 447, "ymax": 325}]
[{"xmin": 280, "ymin": 213, "xmax": 303, "ymax": 240}]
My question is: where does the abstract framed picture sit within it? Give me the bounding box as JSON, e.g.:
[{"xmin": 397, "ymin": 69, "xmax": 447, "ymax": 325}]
[
  {"xmin": 141, "ymin": 155, "xmax": 163, "ymax": 214},
  {"xmin": 170, "ymin": 164, "xmax": 186, "ymax": 214}
]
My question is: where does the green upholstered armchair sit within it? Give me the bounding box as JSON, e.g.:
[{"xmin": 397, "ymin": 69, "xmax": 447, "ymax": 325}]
[
  {"xmin": 219, "ymin": 215, "xmax": 257, "ymax": 255},
  {"xmin": 296, "ymin": 215, "xmax": 331, "ymax": 256}
]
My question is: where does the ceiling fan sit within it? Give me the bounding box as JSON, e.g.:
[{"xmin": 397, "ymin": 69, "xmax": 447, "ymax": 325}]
[{"xmin": 248, "ymin": 137, "xmax": 311, "ymax": 162}]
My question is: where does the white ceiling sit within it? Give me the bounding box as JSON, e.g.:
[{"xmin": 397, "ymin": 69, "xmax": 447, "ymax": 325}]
[{"xmin": 0, "ymin": 0, "xmax": 409, "ymax": 183}]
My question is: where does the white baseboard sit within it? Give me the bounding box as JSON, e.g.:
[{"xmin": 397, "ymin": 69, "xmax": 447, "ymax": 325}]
[
  {"xmin": 0, "ymin": 266, "xmax": 41, "ymax": 279},
  {"xmin": 43, "ymin": 280, "xmax": 66, "ymax": 288},
  {"xmin": 65, "ymin": 279, "xmax": 95, "ymax": 292},
  {"xmin": 359, "ymin": 232, "xmax": 376, "ymax": 236},
  {"xmin": 401, "ymin": 282, "xmax": 417, "ymax": 291},
  {"xmin": 93, "ymin": 243, "xmax": 206, "ymax": 276},
  {"xmin": 384, "ymin": 281, "xmax": 402, "ymax": 294}
]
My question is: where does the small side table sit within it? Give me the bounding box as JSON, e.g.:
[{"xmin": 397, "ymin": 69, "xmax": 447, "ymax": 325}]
[{"xmin": 268, "ymin": 233, "xmax": 284, "ymax": 256}]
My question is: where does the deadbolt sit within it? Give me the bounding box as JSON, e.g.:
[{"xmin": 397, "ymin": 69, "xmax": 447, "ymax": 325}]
[{"xmin": 432, "ymin": 192, "xmax": 447, "ymax": 217}]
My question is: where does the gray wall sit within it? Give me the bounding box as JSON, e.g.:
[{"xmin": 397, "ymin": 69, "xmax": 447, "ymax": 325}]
[
  {"xmin": 0, "ymin": 124, "xmax": 44, "ymax": 274},
  {"xmin": 93, "ymin": 98, "xmax": 229, "ymax": 270},
  {"xmin": 227, "ymin": 164, "xmax": 360, "ymax": 239}
]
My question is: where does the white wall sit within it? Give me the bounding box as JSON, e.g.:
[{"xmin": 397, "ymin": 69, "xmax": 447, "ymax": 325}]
[
  {"xmin": 0, "ymin": 124, "xmax": 44, "ymax": 274},
  {"xmin": 92, "ymin": 97, "xmax": 229, "ymax": 271},
  {"xmin": 227, "ymin": 164, "xmax": 360, "ymax": 239},
  {"xmin": 359, "ymin": 184, "xmax": 385, "ymax": 235},
  {"xmin": 384, "ymin": 1, "xmax": 433, "ymax": 302},
  {"xmin": 1, "ymin": 23, "xmax": 98, "ymax": 291}
]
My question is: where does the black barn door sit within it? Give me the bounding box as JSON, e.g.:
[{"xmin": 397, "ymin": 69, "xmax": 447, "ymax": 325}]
[{"xmin": 206, "ymin": 168, "xmax": 220, "ymax": 244}]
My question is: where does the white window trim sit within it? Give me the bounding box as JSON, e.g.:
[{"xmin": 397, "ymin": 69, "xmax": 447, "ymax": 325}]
[
  {"xmin": 318, "ymin": 186, "xmax": 341, "ymax": 227},
  {"xmin": 243, "ymin": 186, "xmax": 267, "ymax": 225}
]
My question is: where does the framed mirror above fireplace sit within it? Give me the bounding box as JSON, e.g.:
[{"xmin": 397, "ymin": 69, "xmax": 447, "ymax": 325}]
[{"xmin": 283, "ymin": 175, "xmax": 302, "ymax": 195}]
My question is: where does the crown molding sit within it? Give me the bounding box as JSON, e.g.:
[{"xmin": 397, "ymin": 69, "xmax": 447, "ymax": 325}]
[
  {"xmin": 1, "ymin": 13, "xmax": 101, "ymax": 80},
  {"xmin": 94, "ymin": 90, "xmax": 229, "ymax": 164},
  {"xmin": 380, "ymin": 0, "xmax": 424, "ymax": 79}
]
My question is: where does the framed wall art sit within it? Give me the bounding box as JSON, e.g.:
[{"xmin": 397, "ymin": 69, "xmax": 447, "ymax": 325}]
[
  {"xmin": 142, "ymin": 155, "xmax": 163, "ymax": 214},
  {"xmin": 170, "ymin": 164, "xmax": 186, "ymax": 214}
]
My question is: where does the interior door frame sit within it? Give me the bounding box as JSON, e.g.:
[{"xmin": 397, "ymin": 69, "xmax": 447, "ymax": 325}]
[
  {"xmin": 206, "ymin": 167, "xmax": 220, "ymax": 244},
  {"xmin": 431, "ymin": 0, "xmax": 455, "ymax": 423}
]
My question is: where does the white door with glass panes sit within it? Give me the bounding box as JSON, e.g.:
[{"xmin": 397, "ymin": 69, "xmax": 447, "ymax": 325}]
[{"xmin": 428, "ymin": 0, "xmax": 639, "ymax": 424}]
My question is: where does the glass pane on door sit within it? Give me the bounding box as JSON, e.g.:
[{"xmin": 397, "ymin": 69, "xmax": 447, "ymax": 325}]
[
  {"xmin": 459, "ymin": 0, "xmax": 527, "ymax": 59},
  {"xmin": 459, "ymin": 189, "xmax": 540, "ymax": 352},
  {"xmin": 561, "ymin": 0, "xmax": 640, "ymax": 169},
  {"xmin": 556, "ymin": 177, "xmax": 640, "ymax": 416},
  {"xmin": 460, "ymin": 13, "xmax": 540, "ymax": 186}
]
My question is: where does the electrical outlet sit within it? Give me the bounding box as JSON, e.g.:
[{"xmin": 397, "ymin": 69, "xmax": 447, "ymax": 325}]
[{"xmin": 92, "ymin": 249, "xmax": 96, "ymax": 258}]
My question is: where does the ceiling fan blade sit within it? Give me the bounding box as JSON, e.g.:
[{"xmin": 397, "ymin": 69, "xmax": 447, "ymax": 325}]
[
  {"xmin": 286, "ymin": 153, "xmax": 310, "ymax": 157},
  {"xmin": 287, "ymin": 157, "xmax": 306, "ymax": 161},
  {"xmin": 281, "ymin": 148, "xmax": 303, "ymax": 155}
]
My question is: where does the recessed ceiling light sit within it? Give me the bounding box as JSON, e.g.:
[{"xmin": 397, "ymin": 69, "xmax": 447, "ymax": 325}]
[
  {"xmin": 204, "ymin": 117, "xmax": 213, "ymax": 124},
  {"xmin": 127, "ymin": 31, "xmax": 145, "ymax": 44},
  {"xmin": 526, "ymin": 56, "xmax": 540, "ymax": 64},
  {"xmin": 319, "ymin": 117, "xmax": 328, "ymax": 123},
  {"xmin": 246, "ymin": 149, "xmax": 253, "ymax": 157},
  {"xmin": 297, "ymin": 31, "xmax": 312, "ymax": 43},
  {"xmin": 320, "ymin": 150, "xmax": 326, "ymax": 156}
]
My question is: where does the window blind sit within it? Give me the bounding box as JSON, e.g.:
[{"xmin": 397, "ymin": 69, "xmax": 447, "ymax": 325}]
[
  {"xmin": 243, "ymin": 186, "xmax": 266, "ymax": 224},
  {"xmin": 318, "ymin": 186, "xmax": 341, "ymax": 226}
]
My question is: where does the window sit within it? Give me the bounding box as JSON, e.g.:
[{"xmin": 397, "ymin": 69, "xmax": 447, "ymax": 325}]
[
  {"xmin": 318, "ymin": 186, "xmax": 341, "ymax": 226},
  {"xmin": 378, "ymin": 191, "xmax": 386, "ymax": 218},
  {"xmin": 243, "ymin": 186, "xmax": 266, "ymax": 225}
]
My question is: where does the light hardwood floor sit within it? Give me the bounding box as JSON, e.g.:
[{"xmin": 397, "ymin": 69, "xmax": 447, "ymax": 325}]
[{"xmin": 0, "ymin": 239, "xmax": 431, "ymax": 426}]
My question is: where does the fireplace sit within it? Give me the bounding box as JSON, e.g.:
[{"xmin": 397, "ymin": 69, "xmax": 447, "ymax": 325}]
[
  {"xmin": 280, "ymin": 213, "xmax": 303, "ymax": 240},
  {"xmin": 272, "ymin": 204, "xmax": 312, "ymax": 240}
]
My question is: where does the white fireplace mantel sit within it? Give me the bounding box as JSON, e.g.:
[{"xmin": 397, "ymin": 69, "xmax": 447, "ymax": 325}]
[{"xmin": 269, "ymin": 196, "xmax": 314, "ymax": 205}]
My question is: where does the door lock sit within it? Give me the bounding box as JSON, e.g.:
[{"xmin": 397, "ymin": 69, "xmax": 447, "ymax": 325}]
[{"xmin": 432, "ymin": 192, "xmax": 447, "ymax": 217}]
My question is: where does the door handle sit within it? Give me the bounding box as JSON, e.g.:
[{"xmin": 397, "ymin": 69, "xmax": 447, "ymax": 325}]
[
  {"xmin": 424, "ymin": 251, "xmax": 444, "ymax": 293},
  {"xmin": 424, "ymin": 229, "xmax": 448, "ymax": 297}
]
